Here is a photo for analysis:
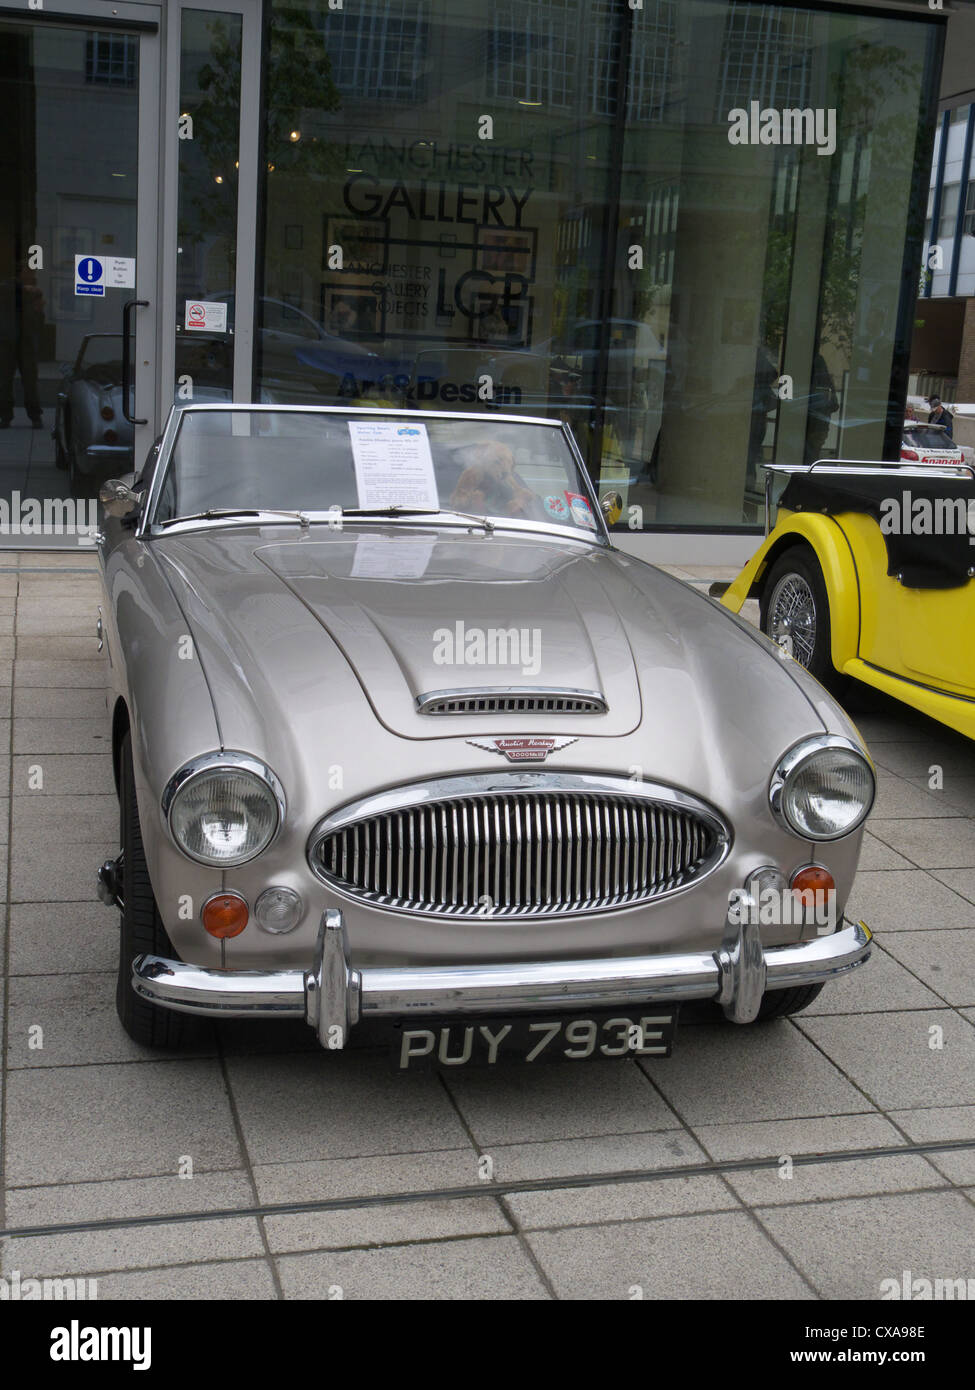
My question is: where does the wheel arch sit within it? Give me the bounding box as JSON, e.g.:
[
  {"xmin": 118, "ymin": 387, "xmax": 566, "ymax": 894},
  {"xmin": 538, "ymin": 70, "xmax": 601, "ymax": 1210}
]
[
  {"xmin": 111, "ymin": 696, "xmax": 130, "ymax": 795},
  {"xmin": 755, "ymin": 517, "xmax": 861, "ymax": 671}
]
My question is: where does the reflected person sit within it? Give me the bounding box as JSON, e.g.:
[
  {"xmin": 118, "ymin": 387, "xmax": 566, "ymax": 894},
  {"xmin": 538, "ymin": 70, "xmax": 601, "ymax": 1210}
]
[{"xmin": 0, "ymin": 263, "xmax": 44, "ymax": 428}]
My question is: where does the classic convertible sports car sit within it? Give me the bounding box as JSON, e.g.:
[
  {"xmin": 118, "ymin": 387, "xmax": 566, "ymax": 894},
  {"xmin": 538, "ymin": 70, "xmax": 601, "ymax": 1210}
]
[
  {"xmin": 720, "ymin": 459, "xmax": 975, "ymax": 741},
  {"xmin": 54, "ymin": 333, "xmax": 134, "ymax": 491},
  {"xmin": 95, "ymin": 406, "xmax": 875, "ymax": 1065}
]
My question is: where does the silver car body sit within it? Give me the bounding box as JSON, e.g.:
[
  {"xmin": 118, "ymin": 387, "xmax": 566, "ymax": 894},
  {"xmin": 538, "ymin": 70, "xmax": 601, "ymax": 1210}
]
[{"xmin": 98, "ymin": 405, "xmax": 873, "ymax": 1048}]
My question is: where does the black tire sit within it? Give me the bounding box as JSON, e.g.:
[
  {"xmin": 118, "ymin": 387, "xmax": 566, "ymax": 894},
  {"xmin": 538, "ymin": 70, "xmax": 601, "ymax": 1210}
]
[
  {"xmin": 760, "ymin": 546, "xmax": 845, "ymax": 693},
  {"xmin": 754, "ymin": 983, "xmax": 825, "ymax": 1021},
  {"xmin": 116, "ymin": 731, "xmax": 204, "ymax": 1048},
  {"xmin": 68, "ymin": 441, "xmax": 86, "ymax": 498}
]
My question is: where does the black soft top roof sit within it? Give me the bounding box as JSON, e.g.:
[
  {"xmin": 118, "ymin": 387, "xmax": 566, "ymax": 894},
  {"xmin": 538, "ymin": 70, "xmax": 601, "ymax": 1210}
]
[{"xmin": 779, "ymin": 468, "xmax": 975, "ymax": 590}]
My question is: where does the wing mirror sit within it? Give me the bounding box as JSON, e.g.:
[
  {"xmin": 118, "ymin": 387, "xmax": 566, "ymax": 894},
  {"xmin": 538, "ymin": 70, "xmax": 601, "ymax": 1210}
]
[
  {"xmin": 99, "ymin": 479, "xmax": 142, "ymax": 518},
  {"xmin": 600, "ymin": 490, "xmax": 623, "ymax": 526}
]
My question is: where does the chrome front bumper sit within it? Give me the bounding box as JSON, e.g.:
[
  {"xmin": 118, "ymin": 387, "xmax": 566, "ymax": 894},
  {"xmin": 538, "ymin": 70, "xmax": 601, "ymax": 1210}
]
[{"xmin": 131, "ymin": 909, "xmax": 873, "ymax": 1048}]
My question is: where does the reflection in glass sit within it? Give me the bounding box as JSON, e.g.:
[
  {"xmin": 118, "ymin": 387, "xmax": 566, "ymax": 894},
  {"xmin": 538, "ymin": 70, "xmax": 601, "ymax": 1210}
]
[
  {"xmin": 174, "ymin": 10, "xmax": 243, "ymax": 403},
  {"xmin": 256, "ymin": 0, "xmax": 939, "ymax": 532},
  {"xmin": 0, "ymin": 19, "xmax": 139, "ymax": 544}
]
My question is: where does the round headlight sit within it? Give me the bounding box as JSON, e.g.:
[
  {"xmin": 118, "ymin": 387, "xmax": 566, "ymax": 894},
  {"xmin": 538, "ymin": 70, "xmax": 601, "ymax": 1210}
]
[
  {"xmin": 770, "ymin": 737, "xmax": 875, "ymax": 841},
  {"xmin": 164, "ymin": 754, "xmax": 284, "ymax": 866}
]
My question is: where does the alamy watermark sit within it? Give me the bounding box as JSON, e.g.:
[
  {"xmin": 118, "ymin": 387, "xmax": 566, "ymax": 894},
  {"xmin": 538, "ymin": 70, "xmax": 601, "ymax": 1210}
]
[
  {"xmin": 879, "ymin": 491, "xmax": 975, "ymax": 542},
  {"xmin": 0, "ymin": 1269, "xmax": 97, "ymax": 1300},
  {"xmin": 728, "ymin": 885, "xmax": 837, "ymax": 934},
  {"xmin": 432, "ymin": 621, "xmax": 542, "ymax": 677},
  {"xmin": 881, "ymin": 1270, "xmax": 975, "ymax": 1300},
  {"xmin": 728, "ymin": 102, "xmax": 836, "ymax": 156},
  {"xmin": 0, "ymin": 492, "xmax": 98, "ymax": 543}
]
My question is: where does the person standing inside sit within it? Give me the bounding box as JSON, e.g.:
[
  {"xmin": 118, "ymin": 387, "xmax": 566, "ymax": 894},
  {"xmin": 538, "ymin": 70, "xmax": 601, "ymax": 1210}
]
[
  {"xmin": 928, "ymin": 395, "xmax": 954, "ymax": 438},
  {"xmin": 0, "ymin": 261, "xmax": 44, "ymax": 428}
]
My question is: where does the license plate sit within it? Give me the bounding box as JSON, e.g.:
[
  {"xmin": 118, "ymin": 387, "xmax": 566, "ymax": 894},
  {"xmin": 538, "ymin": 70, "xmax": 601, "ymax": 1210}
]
[{"xmin": 391, "ymin": 1008, "xmax": 678, "ymax": 1070}]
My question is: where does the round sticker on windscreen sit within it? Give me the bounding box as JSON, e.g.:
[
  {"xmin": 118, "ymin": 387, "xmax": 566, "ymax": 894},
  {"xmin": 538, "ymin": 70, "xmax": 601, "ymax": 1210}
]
[
  {"xmin": 544, "ymin": 494, "xmax": 570, "ymax": 521},
  {"xmin": 564, "ymin": 491, "xmax": 596, "ymax": 529}
]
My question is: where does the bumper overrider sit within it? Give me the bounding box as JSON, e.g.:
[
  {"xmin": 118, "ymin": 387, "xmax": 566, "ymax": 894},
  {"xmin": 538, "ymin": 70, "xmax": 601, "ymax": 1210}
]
[{"xmin": 131, "ymin": 906, "xmax": 873, "ymax": 1048}]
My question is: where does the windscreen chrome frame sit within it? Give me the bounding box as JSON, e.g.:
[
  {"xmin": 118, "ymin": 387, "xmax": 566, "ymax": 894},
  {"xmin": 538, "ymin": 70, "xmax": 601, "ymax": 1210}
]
[{"xmin": 138, "ymin": 404, "xmax": 611, "ymax": 545}]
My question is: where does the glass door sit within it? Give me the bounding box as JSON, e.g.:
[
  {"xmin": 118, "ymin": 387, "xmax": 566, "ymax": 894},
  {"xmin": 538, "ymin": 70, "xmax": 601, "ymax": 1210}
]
[{"xmin": 0, "ymin": 2, "xmax": 160, "ymax": 547}]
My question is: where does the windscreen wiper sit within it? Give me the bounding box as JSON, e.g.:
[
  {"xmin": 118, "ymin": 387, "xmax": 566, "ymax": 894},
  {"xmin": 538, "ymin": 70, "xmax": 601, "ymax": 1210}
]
[
  {"xmin": 337, "ymin": 505, "xmax": 494, "ymax": 533},
  {"xmin": 157, "ymin": 508, "xmax": 311, "ymax": 529}
]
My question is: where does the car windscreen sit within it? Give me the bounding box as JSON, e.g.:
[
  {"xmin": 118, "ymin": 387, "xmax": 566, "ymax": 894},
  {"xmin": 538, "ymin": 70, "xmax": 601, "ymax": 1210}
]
[
  {"xmin": 153, "ymin": 410, "xmax": 599, "ymax": 532},
  {"xmin": 904, "ymin": 427, "xmax": 954, "ymax": 449}
]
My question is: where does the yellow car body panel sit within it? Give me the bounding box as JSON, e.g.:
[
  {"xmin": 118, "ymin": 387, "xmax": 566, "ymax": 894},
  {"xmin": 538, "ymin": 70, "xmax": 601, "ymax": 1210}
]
[
  {"xmin": 722, "ymin": 506, "xmax": 975, "ymax": 740},
  {"xmin": 720, "ymin": 509, "xmax": 860, "ymax": 669}
]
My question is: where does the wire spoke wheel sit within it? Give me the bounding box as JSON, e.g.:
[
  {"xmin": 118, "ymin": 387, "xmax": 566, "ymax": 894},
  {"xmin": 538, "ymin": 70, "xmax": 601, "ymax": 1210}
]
[{"xmin": 768, "ymin": 572, "xmax": 817, "ymax": 668}]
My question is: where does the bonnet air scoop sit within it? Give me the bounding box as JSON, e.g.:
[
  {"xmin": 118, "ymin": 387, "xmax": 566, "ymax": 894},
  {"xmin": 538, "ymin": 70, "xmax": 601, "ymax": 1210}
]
[{"xmin": 415, "ymin": 687, "xmax": 609, "ymax": 716}]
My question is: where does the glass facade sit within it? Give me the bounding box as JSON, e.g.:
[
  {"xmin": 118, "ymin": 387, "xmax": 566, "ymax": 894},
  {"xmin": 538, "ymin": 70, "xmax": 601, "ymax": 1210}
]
[
  {"xmin": 174, "ymin": 9, "xmax": 243, "ymax": 402},
  {"xmin": 0, "ymin": 18, "xmax": 141, "ymax": 526},
  {"xmin": 258, "ymin": 0, "xmax": 940, "ymax": 530}
]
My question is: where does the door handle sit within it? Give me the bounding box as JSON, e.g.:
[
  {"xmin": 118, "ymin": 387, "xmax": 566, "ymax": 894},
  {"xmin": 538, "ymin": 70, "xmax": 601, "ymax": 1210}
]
[{"xmin": 122, "ymin": 299, "xmax": 149, "ymax": 425}]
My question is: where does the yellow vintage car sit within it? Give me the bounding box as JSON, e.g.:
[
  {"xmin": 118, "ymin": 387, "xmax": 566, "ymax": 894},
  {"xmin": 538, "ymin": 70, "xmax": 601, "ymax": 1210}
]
[{"xmin": 719, "ymin": 460, "xmax": 975, "ymax": 741}]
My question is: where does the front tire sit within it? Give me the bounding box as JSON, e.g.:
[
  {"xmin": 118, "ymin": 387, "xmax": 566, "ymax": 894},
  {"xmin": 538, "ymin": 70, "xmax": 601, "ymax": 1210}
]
[
  {"xmin": 760, "ymin": 547, "xmax": 844, "ymax": 692},
  {"xmin": 116, "ymin": 731, "xmax": 204, "ymax": 1049},
  {"xmin": 754, "ymin": 983, "xmax": 824, "ymax": 1021}
]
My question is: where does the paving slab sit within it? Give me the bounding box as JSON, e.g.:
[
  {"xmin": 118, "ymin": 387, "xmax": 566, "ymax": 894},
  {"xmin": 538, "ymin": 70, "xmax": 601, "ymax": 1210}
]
[
  {"xmin": 8, "ymin": 900, "xmax": 116, "ymax": 975},
  {"xmin": 1, "ymin": 1171, "xmax": 261, "ymax": 1276},
  {"xmin": 13, "ymin": 717, "xmax": 111, "ymax": 755},
  {"xmin": 4, "ymin": 1060, "xmax": 243, "ymax": 1186},
  {"xmin": 14, "ymin": 660, "xmax": 109, "ymax": 689},
  {"xmin": 907, "ymin": 775, "xmax": 975, "ymax": 817},
  {"xmin": 276, "ymin": 1234, "xmax": 549, "ymax": 1299},
  {"xmin": 871, "ymin": 771, "xmax": 967, "ymax": 819},
  {"xmin": 12, "ymin": 792, "xmax": 117, "ymax": 843},
  {"xmin": 71, "ymin": 1258, "xmax": 278, "ymax": 1300},
  {"xmin": 802, "ymin": 942, "xmax": 943, "ymax": 1014},
  {"xmin": 756, "ymin": 1190, "xmax": 975, "ymax": 1300},
  {"xmin": 857, "ymin": 832, "xmax": 913, "ymax": 871},
  {"xmin": 14, "ymin": 686, "xmax": 109, "ymax": 719},
  {"xmin": 508, "ymin": 1171, "xmax": 736, "ymax": 1231},
  {"xmin": 931, "ymin": 869, "xmax": 975, "ymax": 905},
  {"xmin": 887, "ymin": 1106, "xmax": 975, "ymax": 1186},
  {"xmin": 638, "ymin": 1021, "xmax": 871, "ymax": 1125},
  {"xmin": 867, "ymin": 818, "xmax": 975, "ymax": 869},
  {"xmin": 881, "ymin": 931, "xmax": 975, "ymax": 1006},
  {"xmin": 12, "ymin": 753, "xmax": 114, "ymax": 796},
  {"xmin": 16, "ymin": 610, "xmax": 101, "ymax": 638},
  {"xmin": 224, "ymin": 1052, "xmax": 473, "ymax": 1164},
  {"xmin": 484, "ymin": 1128, "xmax": 705, "ymax": 1183},
  {"xmin": 15, "ymin": 636, "xmax": 103, "ymax": 661},
  {"xmin": 442, "ymin": 1058, "xmax": 679, "ymax": 1146},
  {"xmin": 256, "ymin": 1151, "xmax": 509, "ymax": 1253},
  {"xmin": 5, "ymin": 972, "xmax": 216, "ymax": 1067},
  {"xmin": 796, "ymin": 1009, "xmax": 975, "ymax": 1109},
  {"xmin": 845, "ymin": 870, "xmax": 975, "ymax": 932},
  {"xmin": 871, "ymin": 740, "xmax": 975, "ymax": 780},
  {"xmin": 11, "ymin": 839, "xmax": 117, "ymax": 901},
  {"xmin": 526, "ymin": 1210, "xmax": 814, "ymax": 1300}
]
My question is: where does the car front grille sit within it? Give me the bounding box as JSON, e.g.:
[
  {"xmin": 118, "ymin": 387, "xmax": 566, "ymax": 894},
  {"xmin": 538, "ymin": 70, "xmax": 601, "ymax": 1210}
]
[
  {"xmin": 308, "ymin": 777, "xmax": 728, "ymax": 918},
  {"xmin": 416, "ymin": 688, "xmax": 607, "ymax": 715}
]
